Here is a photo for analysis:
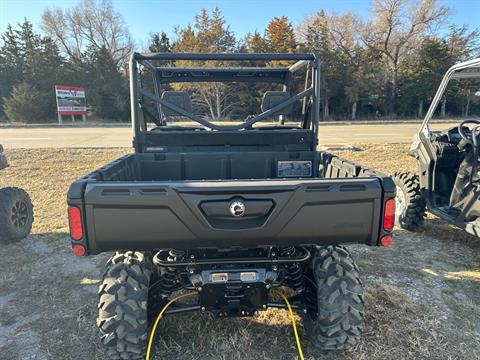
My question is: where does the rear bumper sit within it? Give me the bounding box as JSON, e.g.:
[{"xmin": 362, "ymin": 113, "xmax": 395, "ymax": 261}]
[{"xmin": 69, "ymin": 178, "xmax": 388, "ymax": 254}]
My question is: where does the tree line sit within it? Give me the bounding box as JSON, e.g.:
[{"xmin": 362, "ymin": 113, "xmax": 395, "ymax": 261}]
[{"xmin": 0, "ymin": 0, "xmax": 479, "ymax": 123}]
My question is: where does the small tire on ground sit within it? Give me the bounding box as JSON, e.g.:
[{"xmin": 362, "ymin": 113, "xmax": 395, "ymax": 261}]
[
  {"xmin": 97, "ymin": 251, "xmax": 153, "ymax": 360},
  {"xmin": 393, "ymin": 172, "xmax": 426, "ymax": 231},
  {"xmin": 305, "ymin": 245, "xmax": 364, "ymax": 350},
  {"xmin": 0, "ymin": 187, "xmax": 33, "ymax": 243}
]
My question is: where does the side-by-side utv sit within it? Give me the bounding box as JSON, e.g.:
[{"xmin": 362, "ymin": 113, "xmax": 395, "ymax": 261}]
[
  {"xmin": 68, "ymin": 53, "xmax": 396, "ymax": 359},
  {"xmin": 395, "ymin": 57, "xmax": 480, "ymax": 236}
]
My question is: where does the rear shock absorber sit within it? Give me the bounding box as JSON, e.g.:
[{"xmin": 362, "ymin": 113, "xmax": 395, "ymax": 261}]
[
  {"xmin": 167, "ymin": 249, "xmax": 186, "ymax": 262},
  {"xmin": 280, "ymin": 246, "xmax": 306, "ymax": 293},
  {"xmin": 156, "ymin": 249, "xmax": 186, "ymax": 294}
]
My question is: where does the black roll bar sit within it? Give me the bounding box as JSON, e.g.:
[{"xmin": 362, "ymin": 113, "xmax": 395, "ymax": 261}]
[
  {"xmin": 139, "ymin": 87, "xmax": 313, "ymax": 131},
  {"xmin": 129, "ymin": 52, "xmax": 321, "ymax": 152},
  {"xmin": 135, "ymin": 52, "xmax": 315, "ymax": 61}
]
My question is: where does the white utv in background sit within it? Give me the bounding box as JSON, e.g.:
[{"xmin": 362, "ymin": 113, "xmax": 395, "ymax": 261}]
[{"xmin": 395, "ymin": 57, "xmax": 480, "ymax": 237}]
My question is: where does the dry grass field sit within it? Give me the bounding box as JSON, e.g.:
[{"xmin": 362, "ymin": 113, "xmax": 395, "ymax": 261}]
[{"xmin": 0, "ymin": 144, "xmax": 479, "ymax": 360}]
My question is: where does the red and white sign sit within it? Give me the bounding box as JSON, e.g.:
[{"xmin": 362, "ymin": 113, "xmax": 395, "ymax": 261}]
[{"xmin": 55, "ymin": 85, "xmax": 87, "ymax": 115}]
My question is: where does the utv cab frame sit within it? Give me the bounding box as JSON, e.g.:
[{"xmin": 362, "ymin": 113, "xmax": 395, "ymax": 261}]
[
  {"xmin": 129, "ymin": 52, "xmax": 321, "ymax": 151},
  {"xmin": 395, "ymin": 57, "xmax": 480, "ymax": 236}
]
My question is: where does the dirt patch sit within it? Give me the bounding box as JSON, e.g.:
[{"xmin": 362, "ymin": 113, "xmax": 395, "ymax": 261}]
[{"xmin": 0, "ymin": 145, "xmax": 479, "ymax": 360}]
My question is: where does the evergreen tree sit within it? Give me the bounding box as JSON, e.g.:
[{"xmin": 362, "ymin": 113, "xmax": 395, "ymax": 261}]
[
  {"xmin": 3, "ymin": 82, "xmax": 50, "ymax": 121},
  {"xmin": 398, "ymin": 38, "xmax": 450, "ymax": 117},
  {"xmin": 172, "ymin": 7, "xmax": 240, "ymax": 120},
  {"xmin": 241, "ymin": 31, "xmax": 269, "ymax": 53},
  {"xmin": 85, "ymin": 46, "xmax": 129, "ymax": 120},
  {"xmin": 193, "ymin": 7, "xmax": 236, "ymax": 53},
  {"xmin": 0, "ymin": 19, "xmax": 66, "ymax": 120},
  {"xmin": 0, "ymin": 25, "xmax": 23, "ymax": 115},
  {"xmin": 148, "ymin": 32, "xmax": 171, "ymax": 53},
  {"xmin": 301, "ymin": 11, "xmax": 347, "ymax": 119},
  {"xmin": 173, "ymin": 25, "xmax": 198, "ymax": 53},
  {"xmin": 265, "ymin": 16, "xmax": 297, "ymax": 53}
]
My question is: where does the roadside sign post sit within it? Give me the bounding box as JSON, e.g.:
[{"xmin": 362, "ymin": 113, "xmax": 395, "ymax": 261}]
[{"xmin": 54, "ymin": 85, "xmax": 87, "ymax": 125}]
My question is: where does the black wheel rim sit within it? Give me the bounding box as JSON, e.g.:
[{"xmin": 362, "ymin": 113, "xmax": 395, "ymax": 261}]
[{"xmin": 11, "ymin": 200, "xmax": 28, "ymax": 229}]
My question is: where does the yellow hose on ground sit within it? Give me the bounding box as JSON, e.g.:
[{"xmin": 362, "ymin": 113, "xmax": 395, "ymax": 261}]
[
  {"xmin": 145, "ymin": 292, "xmax": 196, "ymax": 360},
  {"xmin": 145, "ymin": 291, "xmax": 305, "ymax": 360},
  {"xmin": 277, "ymin": 291, "xmax": 305, "ymax": 360}
]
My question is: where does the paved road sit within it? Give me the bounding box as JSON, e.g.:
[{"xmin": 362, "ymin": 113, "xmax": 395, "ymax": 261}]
[{"xmin": 0, "ymin": 122, "xmax": 453, "ymax": 148}]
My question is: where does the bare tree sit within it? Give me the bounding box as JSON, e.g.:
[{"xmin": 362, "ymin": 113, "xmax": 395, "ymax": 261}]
[
  {"xmin": 297, "ymin": 11, "xmax": 382, "ymax": 120},
  {"xmin": 445, "ymin": 24, "xmax": 480, "ymax": 63},
  {"xmin": 362, "ymin": 0, "xmax": 449, "ymax": 113},
  {"xmin": 41, "ymin": 0, "xmax": 133, "ymax": 67},
  {"xmin": 191, "ymin": 83, "xmax": 243, "ymax": 120},
  {"xmin": 327, "ymin": 12, "xmax": 363, "ymax": 119},
  {"xmin": 296, "ymin": 11, "xmax": 338, "ymax": 119}
]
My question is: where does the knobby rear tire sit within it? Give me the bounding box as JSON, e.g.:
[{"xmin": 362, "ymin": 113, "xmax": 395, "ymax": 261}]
[
  {"xmin": 306, "ymin": 245, "xmax": 364, "ymax": 350},
  {"xmin": 393, "ymin": 172, "xmax": 426, "ymax": 231},
  {"xmin": 97, "ymin": 251, "xmax": 152, "ymax": 360},
  {"xmin": 0, "ymin": 187, "xmax": 33, "ymax": 244}
]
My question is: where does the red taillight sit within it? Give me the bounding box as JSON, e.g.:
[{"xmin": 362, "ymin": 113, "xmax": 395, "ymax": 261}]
[
  {"xmin": 380, "ymin": 235, "xmax": 393, "ymax": 247},
  {"xmin": 68, "ymin": 206, "xmax": 83, "ymax": 241},
  {"xmin": 72, "ymin": 244, "xmax": 86, "ymax": 256},
  {"xmin": 383, "ymin": 198, "xmax": 395, "ymax": 232}
]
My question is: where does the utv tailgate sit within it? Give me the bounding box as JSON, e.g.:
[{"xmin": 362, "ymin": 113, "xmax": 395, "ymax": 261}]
[{"xmin": 82, "ymin": 178, "xmax": 384, "ymax": 253}]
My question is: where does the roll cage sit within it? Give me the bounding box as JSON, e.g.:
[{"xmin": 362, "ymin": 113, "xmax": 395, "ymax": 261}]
[
  {"xmin": 408, "ymin": 57, "xmax": 480, "ymax": 236},
  {"xmin": 128, "ymin": 52, "xmax": 320, "ymax": 152},
  {"xmin": 419, "ymin": 57, "xmax": 480, "ymax": 136}
]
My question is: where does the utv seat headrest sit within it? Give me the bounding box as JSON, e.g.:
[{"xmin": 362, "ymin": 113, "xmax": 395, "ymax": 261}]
[
  {"xmin": 261, "ymin": 91, "xmax": 293, "ymax": 115},
  {"xmin": 161, "ymin": 91, "xmax": 192, "ymax": 116}
]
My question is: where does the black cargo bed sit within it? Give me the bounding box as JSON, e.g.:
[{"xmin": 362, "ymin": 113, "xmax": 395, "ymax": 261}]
[{"xmin": 68, "ymin": 152, "xmax": 395, "ymax": 254}]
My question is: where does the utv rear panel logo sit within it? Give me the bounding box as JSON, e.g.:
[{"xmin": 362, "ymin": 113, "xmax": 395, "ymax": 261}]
[{"xmin": 229, "ymin": 200, "xmax": 246, "ymax": 217}]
